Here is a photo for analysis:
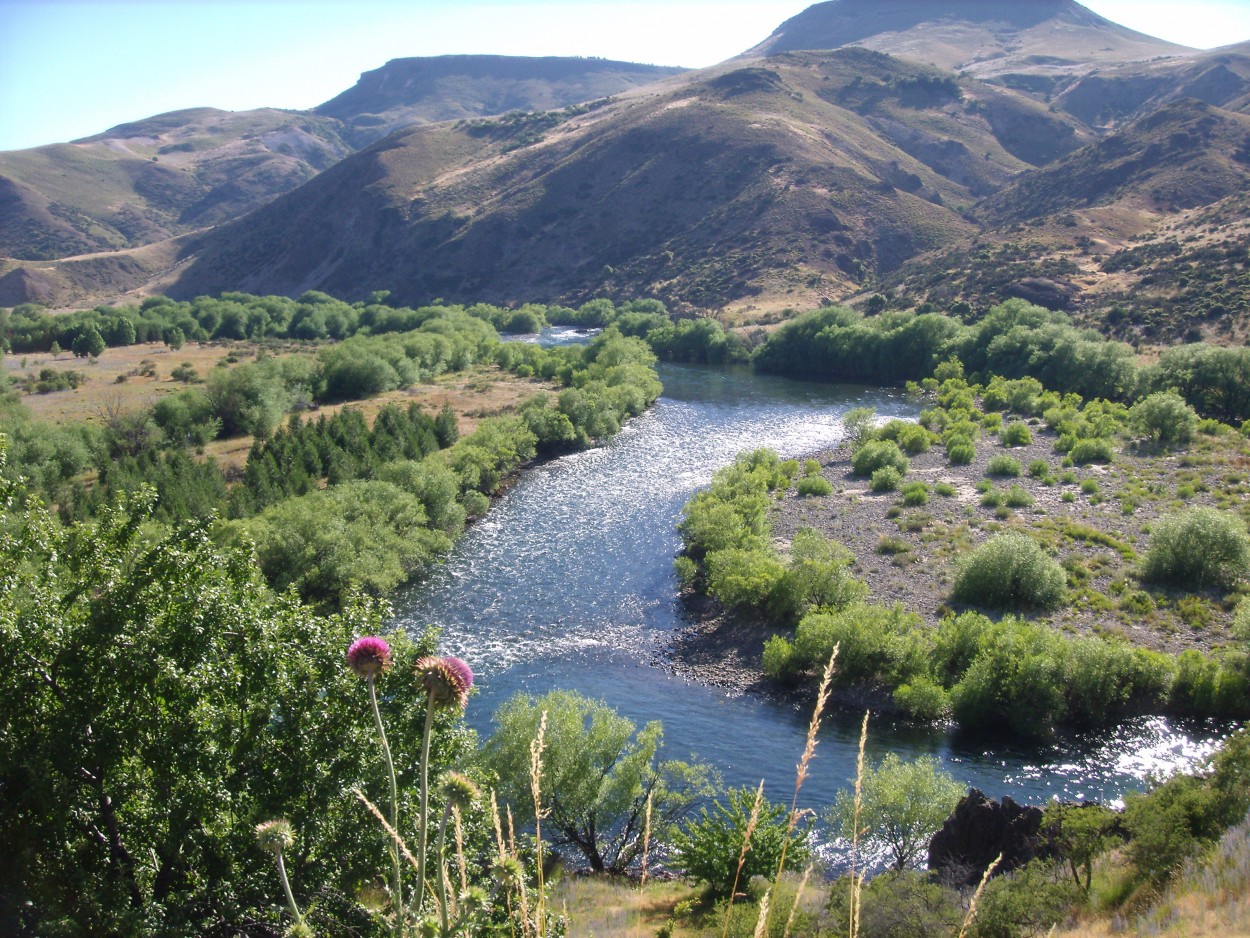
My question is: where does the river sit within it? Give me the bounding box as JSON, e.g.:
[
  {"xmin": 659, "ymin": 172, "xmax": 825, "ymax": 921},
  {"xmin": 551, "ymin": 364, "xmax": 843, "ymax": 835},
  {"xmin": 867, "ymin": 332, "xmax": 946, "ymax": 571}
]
[{"xmin": 391, "ymin": 345, "xmax": 1227, "ymax": 835}]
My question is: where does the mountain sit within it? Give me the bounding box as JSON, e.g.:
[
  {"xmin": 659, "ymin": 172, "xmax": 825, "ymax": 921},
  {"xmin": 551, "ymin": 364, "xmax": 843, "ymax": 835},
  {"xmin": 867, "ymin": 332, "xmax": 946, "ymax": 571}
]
[
  {"xmin": 151, "ymin": 49, "xmax": 1096, "ymax": 310},
  {"xmin": 745, "ymin": 0, "xmax": 1192, "ymax": 75},
  {"xmin": 5, "ymin": 1, "xmax": 1250, "ymax": 328},
  {"xmin": 0, "ymin": 56, "xmax": 686, "ymax": 264},
  {"xmin": 0, "ymin": 108, "xmax": 352, "ymax": 262},
  {"xmin": 316, "ymin": 55, "xmax": 687, "ymax": 146}
]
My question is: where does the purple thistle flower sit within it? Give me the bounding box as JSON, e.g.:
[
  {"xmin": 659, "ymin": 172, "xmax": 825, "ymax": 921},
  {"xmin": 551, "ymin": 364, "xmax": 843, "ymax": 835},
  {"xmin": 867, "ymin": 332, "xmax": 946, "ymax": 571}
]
[
  {"xmin": 347, "ymin": 636, "xmax": 392, "ymax": 680},
  {"xmin": 414, "ymin": 655, "xmax": 474, "ymax": 709}
]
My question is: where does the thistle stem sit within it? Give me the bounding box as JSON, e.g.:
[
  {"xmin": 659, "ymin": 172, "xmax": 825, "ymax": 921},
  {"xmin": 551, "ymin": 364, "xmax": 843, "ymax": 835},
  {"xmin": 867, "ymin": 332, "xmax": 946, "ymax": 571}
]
[
  {"xmin": 436, "ymin": 803, "xmax": 453, "ymax": 936},
  {"xmin": 274, "ymin": 848, "xmax": 304, "ymax": 925},
  {"xmin": 369, "ymin": 676, "xmax": 404, "ymax": 937},
  {"xmin": 416, "ymin": 696, "xmax": 437, "ymax": 916}
]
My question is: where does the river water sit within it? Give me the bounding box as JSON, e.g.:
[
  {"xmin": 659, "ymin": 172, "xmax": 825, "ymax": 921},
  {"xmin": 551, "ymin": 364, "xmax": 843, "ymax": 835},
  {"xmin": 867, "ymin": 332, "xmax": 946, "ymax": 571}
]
[{"xmin": 392, "ymin": 345, "xmax": 1227, "ymax": 828}]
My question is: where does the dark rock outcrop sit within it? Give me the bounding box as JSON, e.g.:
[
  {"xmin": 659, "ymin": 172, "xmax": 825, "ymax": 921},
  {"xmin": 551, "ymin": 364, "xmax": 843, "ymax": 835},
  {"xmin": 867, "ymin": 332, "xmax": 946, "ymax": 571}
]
[{"xmin": 928, "ymin": 789, "xmax": 1047, "ymax": 885}]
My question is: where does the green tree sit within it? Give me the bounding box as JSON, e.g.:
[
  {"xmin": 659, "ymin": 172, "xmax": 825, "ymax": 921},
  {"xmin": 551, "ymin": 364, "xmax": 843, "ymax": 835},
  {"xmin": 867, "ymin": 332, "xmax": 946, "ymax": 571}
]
[
  {"xmin": 829, "ymin": 753, "xmax": 963, "ymax": 871},
  {"xmin": 71, "ymin": 326, "xmax": 106, "ymax": 359},
  {"xmin": 1130, "ymin": 391, "xmax": 1198, "ymax": 449},
  {"xmin": 483, "ymin": 690, "xmax": 713, "ymax": 874},
  {"xmin": 0, "ymin": 463, "xmax": 475, "ymax": 934}
]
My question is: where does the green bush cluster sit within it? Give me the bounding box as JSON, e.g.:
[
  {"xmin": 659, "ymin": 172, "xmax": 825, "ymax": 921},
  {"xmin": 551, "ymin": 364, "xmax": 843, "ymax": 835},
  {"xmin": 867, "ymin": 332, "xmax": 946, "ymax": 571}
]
[
  {"xmin": 853, "ymin": 440, "xmax": 910, "ymax": 478},
  {"xmin": 1142, "ymin": 508, "xmax": 1250, "ymax": 590},
  {"xmin": 952, "ymin": 533, "xmax": 1066, "ymax": 611}
]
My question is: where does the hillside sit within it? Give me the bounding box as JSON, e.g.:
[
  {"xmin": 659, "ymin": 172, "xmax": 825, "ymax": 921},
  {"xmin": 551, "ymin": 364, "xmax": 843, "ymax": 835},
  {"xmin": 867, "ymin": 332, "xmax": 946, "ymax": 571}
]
[
  {"xmin": 744, "ymin": 0, "xmax": 1192, "ymax": 75},
  {"xmin": 0, "ymin": 56, "xmax": 684, "ymax": 264},
  {"xmin": 4, "ymin": 0, "xmax": 1250, "ymax": 326},
  {"xmin": 0, "ymin": 108, "xmax": 352, "ymax": 261},
  {"xmin": 155, "ymin": 49, "xmax": 1102, "ymax": 310}
]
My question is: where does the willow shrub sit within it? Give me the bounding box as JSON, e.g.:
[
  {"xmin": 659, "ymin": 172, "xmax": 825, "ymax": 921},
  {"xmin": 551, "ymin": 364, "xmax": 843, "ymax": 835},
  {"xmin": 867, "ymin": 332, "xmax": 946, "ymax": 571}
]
[
  {"xmin": 952, "ymin": 532, "xmax": 1066, "ymax": 611},
  {"xmin": 852, "ymin": 440, "xmax": 910, "ymax": 478},
  {"xmin": 1143, "ymin": 508, "xmax": 1250, "ymax": 589}
]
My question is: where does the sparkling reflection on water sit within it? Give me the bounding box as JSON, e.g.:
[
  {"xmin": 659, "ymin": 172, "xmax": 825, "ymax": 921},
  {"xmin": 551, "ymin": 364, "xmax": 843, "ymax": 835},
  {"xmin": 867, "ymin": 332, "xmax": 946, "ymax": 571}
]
[{"xmin": 392, "ymin": 355, "xmax": 1229, "ymax": 833}]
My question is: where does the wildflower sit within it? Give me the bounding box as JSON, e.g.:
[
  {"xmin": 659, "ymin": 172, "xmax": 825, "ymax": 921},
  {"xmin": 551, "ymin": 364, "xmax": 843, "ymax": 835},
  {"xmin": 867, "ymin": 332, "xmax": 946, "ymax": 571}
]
[
  {"xmin": 255, "ymin": 819, "xmax": 295, "ymax": 853},
  {"xmin": 414, "ymin": 655, "xmax": 474, "ymax": 709},
  {"xmin": 439, "ymin": 770, "xmax": 481, "ymax": 810},
  {"xmin": 347, "ymin": 636, "xmax": 392, "ymax": 679}
]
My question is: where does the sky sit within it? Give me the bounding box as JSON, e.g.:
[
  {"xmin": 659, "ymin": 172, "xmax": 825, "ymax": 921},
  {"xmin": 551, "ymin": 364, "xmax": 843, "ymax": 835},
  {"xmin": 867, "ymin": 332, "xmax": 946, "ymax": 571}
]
[{"xmin": 2, "ymin": 0, "xmax": 1250, "ymax": 152}]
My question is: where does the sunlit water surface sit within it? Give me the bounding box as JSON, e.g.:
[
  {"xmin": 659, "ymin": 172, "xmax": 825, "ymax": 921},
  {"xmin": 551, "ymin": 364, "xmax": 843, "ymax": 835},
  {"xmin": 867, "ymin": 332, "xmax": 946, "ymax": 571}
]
[{"xmin": 392, "ymin": 336, "xmax": 1230, "ymax": 857}]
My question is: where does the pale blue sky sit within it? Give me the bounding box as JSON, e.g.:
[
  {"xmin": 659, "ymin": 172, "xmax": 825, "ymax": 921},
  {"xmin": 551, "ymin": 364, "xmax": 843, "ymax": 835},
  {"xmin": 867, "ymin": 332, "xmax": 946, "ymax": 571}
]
[{"xmin": 2, "ymin": 0, "xmax": 1249, "ymax": 152}]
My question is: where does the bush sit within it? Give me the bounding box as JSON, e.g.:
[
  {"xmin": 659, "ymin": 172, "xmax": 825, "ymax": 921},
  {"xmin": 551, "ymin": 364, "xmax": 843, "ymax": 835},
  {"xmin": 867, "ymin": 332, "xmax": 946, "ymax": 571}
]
[
  {"xmin": 953, "ymin": 533, "xmax": 1066, "ymax": 611},
  {"xmin": 1130, "ymin": 391, "xmax": 1199, "ymax": 449},
  {"xmin": 986, "ymin": 455, "xmax": 1022, "ymax": 477},
  {"xmin": 896, "ymin": 423, "xmax": 932, "ymax": 455},
  {"xmin": 796, "ymin": 474, "xmax": 833, "ymax": 497},
  {"xmin": 1067, "ymin": 438, "xmax": 1114, "ymax": 465},
  {"xmin": 1027, "ymin": 459, "xmax": 1049, "ymax": 478},
  {"xmin": 900, "ymin": 481, "xmax": 929, "ymax": 506},
  {"xmin": 893, "ymin": 678, "xmax": 951, "ymax": 722},
  {"xmin": 705, "ymin": 548, "xmax": 786, "ymax": 610},
  {"xmin": 853, "ymin": 440, "xmax": 910, "ymax": 478},
  {"xmin": 1000, "ymin": 421, "xmax": 1032, "ymax": 447},
  {"xmin": 947, "ymin": 440, "xmax": 975, "ymax": 465},
  {"xmin": 670, "ymin": 786, "xmax": 809, "ymax": 897},
  {"xmin": 934, "ymin": 482, "xmax": 958, "ymax": 497},
  {"xmin": 872, "ymin": 466, "xmax": 904, "ymax": 492},
  {"xmin": 1004, "ymin": 485, "xmax": 1033, "ymax": 508},
  {"xmin": 1143, "ymin": 508, "xmax": 1250, "ymax": 589}
]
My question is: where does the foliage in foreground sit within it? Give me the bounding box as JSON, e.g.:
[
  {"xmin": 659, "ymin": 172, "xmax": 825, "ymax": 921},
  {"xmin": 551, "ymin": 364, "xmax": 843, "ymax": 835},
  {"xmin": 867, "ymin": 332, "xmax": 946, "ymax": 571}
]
[{"xmin": 0, "ymin": 469, "xmax": 474, "ymax": 934}]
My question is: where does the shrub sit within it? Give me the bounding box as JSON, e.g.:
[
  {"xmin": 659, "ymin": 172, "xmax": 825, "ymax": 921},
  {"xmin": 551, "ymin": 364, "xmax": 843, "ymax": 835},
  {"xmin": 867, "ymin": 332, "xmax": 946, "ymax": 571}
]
[
  {"xmin": 1130, "ymin": 391, "xmax": 1198, "ymax": 449},
  {"xmin": 1001, "ymin": 421, "xmax": 1032, "ymax": 447},
  {"xmin": 900, "ymin": 481, "xmax": 929, "ymax": 506},
  {"xmin": 705, "ymin": 548, "xmax": 786, "ymax": 610},
  {"xmin": 1028, "ymin": 459, "xmax": 1049, "ymax": 478},
  {"xmin": 796, "ymin": 474, "xmax": 833, "ymax": 497},
  {"xmin": 842, "ymin": 407, "xmax": 878, "ymax": 451},
  {"xmin": 969, "ymin": 861, "xmax": 1082, "ymax": 938},
  {"xmin": 1143, "ymin": 508, "xmax": 1250, "ymax": 589},
  {"xmin": 986, "ymin": 455, "xmax": 1022, "ymax": 477},
  {"xmin": 949, "ymin": 619, "xmax": 1068, "ymax": 734},
  {"xmin": 934, "ymin": 482, "xmax": 957, "ymax": 497},
  {"xmin": 893, "ymin": 678, "xmax": 951, "ymax": 722},
  {"xmin": 791, "ymin": 603, "xmax": 927, "ymax": 683},
  {"xmin": 953, "ymin": 533, "xmax": 1066, "ymax": 611},
  {"xmin": 872, "ymin": 466, "xmax": 904, "ymax": 492},
  {"xmin": 670, "ymin": 787, "xmax": 808, "ymax": 896},
  {"xmin": 947, "ymin": 441, "xmax": 976, "ymax": 465},
  {"xmin": 1004, "ymin": 485, "xmax": 1033, "ymax": 508},
  {"xmin": 1080, "ymin": 478, "xmax": 1099, "ymax": 495},
  {"xmin": 1067, "ymin": 438, "xmax": 1114, "ymax": 465},
  {"xmin": 897, "ymin": 423, "xmax": 932, "ymax": 454},
  {"xmin": 853, "ymin": 440, "xmax": 909, "ymax": 478}
]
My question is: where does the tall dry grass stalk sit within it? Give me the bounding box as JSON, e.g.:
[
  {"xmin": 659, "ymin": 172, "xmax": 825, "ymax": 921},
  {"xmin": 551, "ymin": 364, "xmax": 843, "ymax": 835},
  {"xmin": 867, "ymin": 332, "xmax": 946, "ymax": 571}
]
[
  {"xmin": 722, "ymin": 779, "xmax": 766, "ymax": 938},
  {"xmin": 352, "ymin": 787, "xmax": 421, "ymax": 872},
  {"xmin": 849, "ymin": 711, "xmax": 869, "ymax": 938},
  {"xmin": 752, "ymin": 886, "xmax": 773, "ymax": 938},
  {"xmin": 958, "ymin": 853, "xmax": 1003, "ymax": 938},
  {"xmin": 529, "ymin": 711, "xmax": 549, "ymax": 938},
  {"xmin": 781, "ymin": 864, "xmax": 814, "ymax": 938}
]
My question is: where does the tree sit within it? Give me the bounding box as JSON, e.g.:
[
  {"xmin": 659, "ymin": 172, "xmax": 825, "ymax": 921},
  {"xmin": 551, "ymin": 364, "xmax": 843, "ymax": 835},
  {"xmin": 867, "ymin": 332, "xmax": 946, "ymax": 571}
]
[
  {"xmin": 0, "ymin": 461, "xmax": 475, "ymax": 933},
  {"xmin": 483, "ymin": 690, "xmax": 713, "ymax": 874},
  {"xmin": 71, "ymin": 326, "xmax": 105, "ymax": 358},
  {"xmin": 1130, "ymin": 390, "xmax": 1199, "ymax": 449},
  {"xmin": 829, "ymin": 753, "xmax": 963, "ymax": 870},
  {"xmin": 165, "ymin": 326, "xmax": 185, "ymax": 351}
]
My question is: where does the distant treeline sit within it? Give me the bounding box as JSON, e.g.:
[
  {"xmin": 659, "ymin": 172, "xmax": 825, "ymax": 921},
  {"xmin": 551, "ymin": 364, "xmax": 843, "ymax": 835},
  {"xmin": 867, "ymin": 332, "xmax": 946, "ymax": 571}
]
[
  {"xmin": 754, "ymin": 299, "xmax": 1250, "ymax": 424},
  {"xmin": 0, "ymin": 304, "xmax": 662, "ymax": 606}
]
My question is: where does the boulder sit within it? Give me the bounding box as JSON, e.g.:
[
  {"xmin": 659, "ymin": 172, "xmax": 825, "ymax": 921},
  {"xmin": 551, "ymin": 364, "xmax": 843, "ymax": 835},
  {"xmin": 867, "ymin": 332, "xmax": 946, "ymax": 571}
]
[{"xmin": 927, "ymin": 788, "xmax": 1047, "ymax": 885}]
